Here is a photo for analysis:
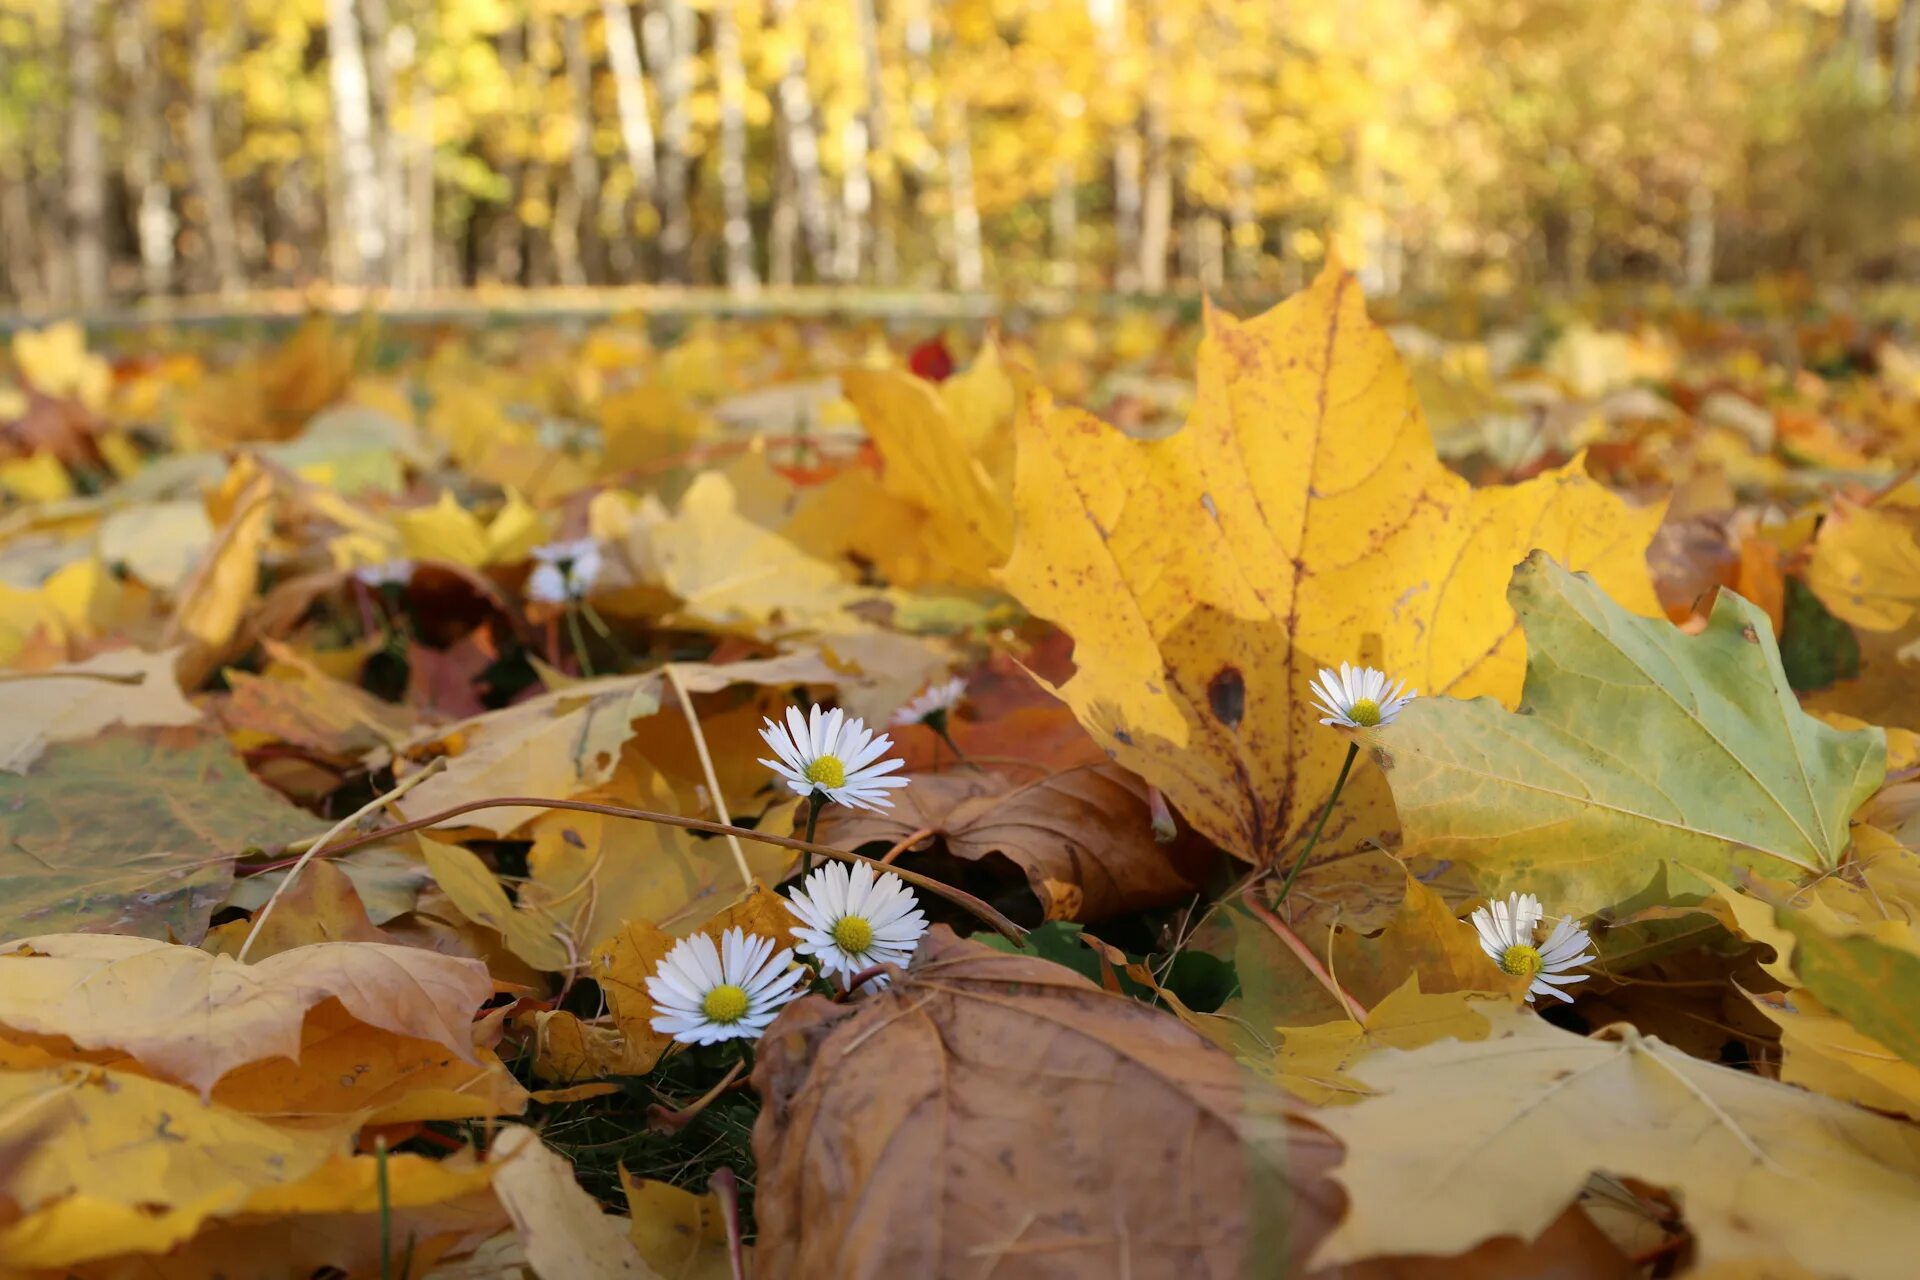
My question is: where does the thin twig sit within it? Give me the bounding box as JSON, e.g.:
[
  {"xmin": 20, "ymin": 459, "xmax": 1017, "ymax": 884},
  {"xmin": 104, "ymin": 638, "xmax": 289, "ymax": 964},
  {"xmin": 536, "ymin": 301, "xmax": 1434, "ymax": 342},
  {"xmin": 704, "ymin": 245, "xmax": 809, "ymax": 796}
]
[
  {"xmin": 246, "ymin": 793, "xmax": 1026, "ymax": 942},
  {"xmin": 0, "ymin": 669, "xmax": 146, "ymax": 686},
  {"xmin": 1241, "ymin": 891, "xmax": 1368, "ymax": 1022},
  {"xmin": 878, "ymin": 825, "xmax": 936, "ymax": 866},
  {"xmin": 236, "ymin": 759, "xmax": 447, "ymax": 963},
  {"xmin": 663, "ymin": 663, "xmax": 755, "ymax": 891}
]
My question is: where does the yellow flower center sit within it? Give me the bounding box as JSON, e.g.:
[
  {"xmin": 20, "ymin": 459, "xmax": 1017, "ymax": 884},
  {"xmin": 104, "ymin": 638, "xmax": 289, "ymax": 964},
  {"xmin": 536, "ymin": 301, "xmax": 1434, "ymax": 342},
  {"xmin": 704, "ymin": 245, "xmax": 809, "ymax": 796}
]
[
  {"xmin": 804, "ymin": 755, "xmax": 847, "ymax": 790},
  {"xmin": 1349, "ymin": 698, "xmax": 1382, "ymax": 727},
  {"xmin": 832, "ymin": 915, "xmax": 875, "ymax": 955},
  {"xmin": 702, "ymin": 983, "xmax": 751, "ymax": 1025},
  {"xmin": 1500, "ymin": 943, "xmax": 1543, "ymax": 979}
]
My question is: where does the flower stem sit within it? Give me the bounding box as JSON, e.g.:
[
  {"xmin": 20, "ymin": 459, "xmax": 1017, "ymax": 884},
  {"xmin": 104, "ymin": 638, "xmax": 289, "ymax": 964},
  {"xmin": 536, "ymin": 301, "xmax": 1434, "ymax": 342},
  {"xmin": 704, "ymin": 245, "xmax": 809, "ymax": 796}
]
[
  {"xmin": 376, "ymin": 1137, "xmax": 392, "ymax": 1280},
  {"xmin": 1276, "ymin": 741, "xmax": 1359, "ymax": 905},
  {"xmin": 564, "ymin": 604, "xmax": 595, "ymax": 677},
  {"xmin": 801, "ymin": 792, "xmax": 824, "ymax": 877}
]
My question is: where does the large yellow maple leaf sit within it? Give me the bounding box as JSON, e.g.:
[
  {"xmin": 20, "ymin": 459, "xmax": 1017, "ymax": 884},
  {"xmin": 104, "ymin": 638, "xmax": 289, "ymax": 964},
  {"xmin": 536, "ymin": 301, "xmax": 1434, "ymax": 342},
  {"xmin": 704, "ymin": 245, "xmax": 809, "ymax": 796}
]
[{"xmin": 1000, "ymin": 263, "xmax": 1662, "ymax": 889}]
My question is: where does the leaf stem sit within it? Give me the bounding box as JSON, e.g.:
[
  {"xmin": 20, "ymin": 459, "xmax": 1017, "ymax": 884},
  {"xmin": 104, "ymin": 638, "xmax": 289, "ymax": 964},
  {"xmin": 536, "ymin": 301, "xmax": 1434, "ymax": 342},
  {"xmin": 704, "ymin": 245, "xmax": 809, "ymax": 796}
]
[
  {"xmin": 1275, "ymin": 741, "xmax": 1358, "ymax": 905},
  {"xmin": 1240, "ymin": 890, "xmax": 1369, "ymax": 1022},
  {"xmin": 246, "ymin": 792, "xmax": 1025, "ymax": 941}
]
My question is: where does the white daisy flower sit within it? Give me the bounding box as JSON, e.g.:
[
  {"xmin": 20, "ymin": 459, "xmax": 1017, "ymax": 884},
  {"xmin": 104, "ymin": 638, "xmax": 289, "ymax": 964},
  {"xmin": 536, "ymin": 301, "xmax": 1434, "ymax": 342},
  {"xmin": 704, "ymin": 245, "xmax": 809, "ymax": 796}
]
[
  {"xmin": 1470, "ymin": 891, "xmax": 1595, "ymax": 1003},
  {"xmin": 786, "ymin": 860, "xmax": 929, "ymax": 988},
  {"xmin": 645, "ymin": 927, "xmax": 805, "ymax": 1045},
  {"xmin": 527, "ymin": 538, "xmax": 603, "ymax": 604},
  {"xmin": 352, "ymin": 559, "xmax": 414, "ymax": 588},
  {"xmin": 892, "ymin": 676, "xmax": 967, "ymax": 727},
  {"xmin": 759, "ymin": 704, "xmax": 909, "ymax": 812},
  {"xmin": 1310, "ymin": 662, "xmax": 1415, "ymax": 729}
]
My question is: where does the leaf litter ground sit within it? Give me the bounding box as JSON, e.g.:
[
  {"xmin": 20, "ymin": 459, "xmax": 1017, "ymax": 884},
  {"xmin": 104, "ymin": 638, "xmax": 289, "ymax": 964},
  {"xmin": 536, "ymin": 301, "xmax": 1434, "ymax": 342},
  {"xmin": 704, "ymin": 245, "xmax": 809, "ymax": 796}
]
[{"xmin": 3, "ymin": 275, "xmax": 1920, "ymax": 1276}]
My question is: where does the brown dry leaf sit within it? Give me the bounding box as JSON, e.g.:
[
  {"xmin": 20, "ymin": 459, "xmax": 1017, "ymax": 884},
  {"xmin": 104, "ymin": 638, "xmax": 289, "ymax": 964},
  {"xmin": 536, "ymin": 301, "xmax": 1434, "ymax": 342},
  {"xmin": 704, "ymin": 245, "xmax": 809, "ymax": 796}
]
[
  {"xmin": 488, "ymin": 1124, "xmax": 660, "ymax": 1279},
  {"xmin": 999, "ymin": 263, "xmax": 1661, "ymax": 925},
  {"xmin": 522, "ymin": 1009, "xmax": 658, "ymax": 1084},
  {"xmin": 205, "ymin": 859, "xmax": 394, "ymax": 960},
  {"xmin": 217, "ymin": 642, "xmax": 414, "ymax": 759},
  {"xmin": 820, "ymin": 763, "xmax": 1202, "ymax": 921},
  {"xmin": 0, "ymin": 647, "xmax": 201, "ymax": 774},
  {"xmin": 0, "ymin": 934, "xmax": 490, "ymax": 1096},
  {"xmin": 750, "ymin": 925, "xmax": 1337, "ymax": 1276},
  {"xmin": 184, "ymin": 313, "xmax": 362, "ymax": 448}
]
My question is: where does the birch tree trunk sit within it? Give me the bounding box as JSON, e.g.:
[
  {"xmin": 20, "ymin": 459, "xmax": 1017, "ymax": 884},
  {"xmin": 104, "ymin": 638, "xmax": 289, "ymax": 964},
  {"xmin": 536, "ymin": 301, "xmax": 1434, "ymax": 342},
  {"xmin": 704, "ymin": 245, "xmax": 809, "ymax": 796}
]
[
  {"xmin": 1090, "ymin": 0, "xmax": 1141, "ymax": 290},
  {"xmin": 1051, "ymin": 161, "xmax": 1077, "ymax": 288},
  {"xmin": 558, "ymin": 10, "xmax": 599, "ymax": 285},
  {"xmin": 325, "ymin": 0, "xmax": 388, "ymax": 285},
  {"xmin": 945, "ymin": 98, "xmax": 983, "ymax": 290},
  {"xmin": 646, "ymin": 0, "xmax": 695, "ymax": 281},
  {"xmin": 189, "ymin": 0, "xmax": 243, "ymax": 295},
  {"xmin": 769, "ymin": 0, "xmax": 831, "ymax": 279},
  {"xmin": 117, "ymin": 5, "xmax": 175, "ymax": 297},
  {"xmin": 1138, "ymin": 21, "xmax": 1172, "ymax": 294},
  {"xmin": 854, "ymin": 0, "xmax": 895, "ymax": 284},
  {"xmin": 602, "ymin": 0, "xmax": 658, "ymax": 204},
  {"xmin": 835, "ymin": 117, "xmax": 871, "ymax": 283},
  {"xmin": 713, "ymin": 0, "xmax": 759, "ymax": 292},
  {"xmin": 65, "ymin": 0, "xmax": 106, "ymax": 306},
  {"xmin": 1895, "ymin": 0, "xmax": 1920, "ymax": 108}
]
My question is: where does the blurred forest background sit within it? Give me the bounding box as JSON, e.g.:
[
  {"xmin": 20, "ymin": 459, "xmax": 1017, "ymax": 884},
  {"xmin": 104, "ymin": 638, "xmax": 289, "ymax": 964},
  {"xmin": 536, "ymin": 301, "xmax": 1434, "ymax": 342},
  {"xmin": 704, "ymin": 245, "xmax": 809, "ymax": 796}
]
[{"xmin": 5, "ymin": 0, "xmax": 1920, "ymax": 311}]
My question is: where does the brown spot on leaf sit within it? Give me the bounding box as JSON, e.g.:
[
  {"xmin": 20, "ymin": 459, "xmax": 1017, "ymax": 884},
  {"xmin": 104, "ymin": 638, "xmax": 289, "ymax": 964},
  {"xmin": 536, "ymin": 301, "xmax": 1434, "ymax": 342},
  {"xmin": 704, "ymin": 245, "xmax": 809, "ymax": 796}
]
[{"xmin": 1207, "ymin": 667, "xmax": 1247, "ymax": 729}]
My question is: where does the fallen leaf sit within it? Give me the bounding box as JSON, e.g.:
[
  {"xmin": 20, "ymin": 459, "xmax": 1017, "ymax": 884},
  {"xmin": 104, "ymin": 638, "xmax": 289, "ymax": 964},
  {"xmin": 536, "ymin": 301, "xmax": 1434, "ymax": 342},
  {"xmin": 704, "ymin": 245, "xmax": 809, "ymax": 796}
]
[
  {"xmin": 619, "ymin": 1171, "xmax": 734, "ymax": 1280},
  {"xmin": 0, "ymin": 934, "xmax": 490, "ymax": 1095},
  {"xmin": 162, "ymin": 456, "xmax": 276, "ymax": 688},
  {"xmin": 1776, "ymin": 905, "xmax": 1920, "ymax": 1069},
  {"xmin": 0, "ymin": 727, "xmax": 313, "ymax": 942},
  {"xmin": 420, "ymin": 834, "xmax": 575, "ymax": 972},
  {"xmin": 0, "ymin": 648, "xmax": 200, "ymax": 773},
  {"xmin": 1385, "ymin": 552, "xmax": 1885, "ymax": 915},
  {"xmin": 1324, "ymin": 873, "xmax": 1521, "ymax": 1007},
  {"xmin": 0, "ymin": 1060, "xmax": 495, "ymax": 1271},
  {"xmin": 488, "ymin": 1124, "xmax": 659, "ymax": 1278},
  {"xmin": 999, "ymin": 262, "xmax": 1662, "ymax": 908},
  {"xmin": 1311, "ymin": 1002, "xmax": 1920, "ymax": 1277},
  {"xmin": 1748, "ymin": 988, "xmax": 1920, "ymax": 1120},
  {"xmin": 1269, "ymin": 976, "xmax": 1495, "ymax": 1105},
  {"xmin": 841, "ymin": 346, "xmax": 1015, "ymax": 586},
  {"xmin": 820, "ymin": 762, "xmax": 1203, "ymax": 920},
  {"xmin": 750, "ymin": 925, "xmax": 1335, "ymax": 1276},
  {"xmin": 392, "ymin": 653, "xmax": 838, "ymax": 838},
  {"xmin": 207, "ymin": 859, "xmax": 393, "ymax": 959},
  {"xmin": 1806, "ymin": 499, "xmax": 1920, "ymax": 631}
]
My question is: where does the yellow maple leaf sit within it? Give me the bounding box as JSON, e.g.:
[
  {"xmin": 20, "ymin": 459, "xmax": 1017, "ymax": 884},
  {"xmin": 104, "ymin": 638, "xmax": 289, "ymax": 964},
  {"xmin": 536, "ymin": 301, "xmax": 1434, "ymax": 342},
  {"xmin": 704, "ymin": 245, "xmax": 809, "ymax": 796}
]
[
  {"xmin": 841, "ymin": 343, "xmax": 1018, "ymax": 586},
  {"xmin": 1000, "ymin": 263, "xmax": 1662, "ymax": 898},
  {"xmin": 12, "ymin": 321, "xmax": 111, "ymax": 412}
]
